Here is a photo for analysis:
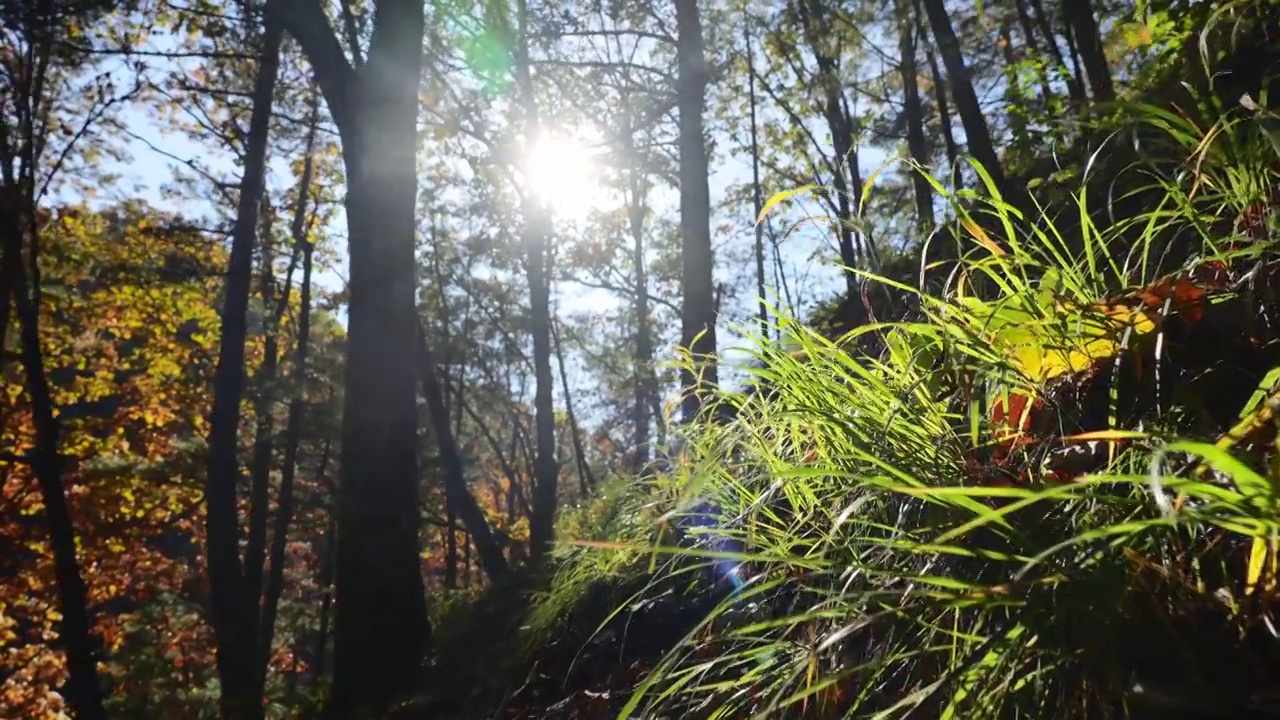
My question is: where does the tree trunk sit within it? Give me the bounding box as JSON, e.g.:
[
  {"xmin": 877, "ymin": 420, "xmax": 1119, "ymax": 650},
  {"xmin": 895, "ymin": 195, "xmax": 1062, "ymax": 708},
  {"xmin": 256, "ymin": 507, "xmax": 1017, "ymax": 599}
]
[
  {"xmin": 622, "ymin": 105, "xmax": 654, "ymax": 472},
  {"xmin": 675, "ymin": 0, "xmax": 718, "ymax": 423},
  {"xmin": 280, "ymin": 0, "xmax": 431, "ymax": 714},
  {"xmin": 744, "ymin": 13, "xmax": 770, "ymax": 340},
  {"xmin": 552, "ymin": 317, "xmax": 595, "ymax": 494},
  {"xmin": 916, "ymin": 1, "xmax": 962, "ymax": 190},
  {"xmin": 1064, "ymin": 0, "xmax": 1114, "ymax": 102},
  {"xmin": 999, "ymin": 20, "xmax": 1031, "ymax": 146},
  {"xmin": 897, "ymin": 0, "xmax": 934, "ymax": 233},
  {"xmin": 920, "ymin": 0, "xmax": 1009, "ymax": 198},
  {"xmin": 245, "ymin": 221, "xmax": 300, "ymax": 623},
  {"xmin": 1022, "ymin": 0, "xmax": 1084, "ymax": 104},
  {"xmin": 797, "ymin": 0, "xmax": 861, "ymax": 288},
  {"xmin": 417, "ymin": 327, "xmax": 510, "ymax": 580},
  {"xmin": 257, "ymin": 113, "xmax": 319, "ymax": 693},
  {"xmin": 3, "ymin": 208, "xmax": 107, "ymax": 720},
  {"xmin": 1010, "ymin": 0, "xmax": 1058, "ymax": 105},
  {"xmin": 203, "ymin": 17, "xmax": 282, "ymax": 720},
  {"xmin": 507, "ymin": 0, "xmax": 560, "ymax": 559}
]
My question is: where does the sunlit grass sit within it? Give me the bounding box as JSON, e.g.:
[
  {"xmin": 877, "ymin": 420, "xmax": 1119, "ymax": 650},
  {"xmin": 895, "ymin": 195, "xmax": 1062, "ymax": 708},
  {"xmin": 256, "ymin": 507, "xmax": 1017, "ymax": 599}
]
[{"xmin": 520, "ymin": 58, "xmax": 1280, "ymax": 719}]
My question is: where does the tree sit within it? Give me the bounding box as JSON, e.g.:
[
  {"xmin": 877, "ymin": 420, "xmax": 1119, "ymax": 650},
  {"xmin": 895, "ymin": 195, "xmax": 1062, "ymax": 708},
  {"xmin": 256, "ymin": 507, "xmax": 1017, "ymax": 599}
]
[
  {"xmin": 675, "ymin": 0, "xmax": 718, "ymax": 423},
  {"xmin": 274, "ymin": 0, "xmax": 430, "ymax": 714},
  {"xmin": 201, "ymin": 8, "xmax": 283, "ymax": 719},
  {"xmin": 920, "ymin": 0, "xmax": 1009, "ymax": 197}
]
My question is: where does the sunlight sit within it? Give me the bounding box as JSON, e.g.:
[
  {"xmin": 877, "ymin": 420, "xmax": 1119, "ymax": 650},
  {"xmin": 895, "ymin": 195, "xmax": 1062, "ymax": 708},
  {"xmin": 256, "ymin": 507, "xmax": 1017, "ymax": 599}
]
[{"xmin": 522, "ymin": 130, "xmax": 604, "ymax": 221}]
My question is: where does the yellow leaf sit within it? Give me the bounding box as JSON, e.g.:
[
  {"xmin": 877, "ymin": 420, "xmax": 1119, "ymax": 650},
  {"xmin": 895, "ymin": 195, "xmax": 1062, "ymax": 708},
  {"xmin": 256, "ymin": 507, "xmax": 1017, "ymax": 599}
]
[
  {"xmin": 962, "ymin": 217, "xmax": 1005, "ymax": 257},
  {"xmin": 1064, "ymin": 430, "xmax": 1147, "ymax": 442},
  {"xmin": 1245, "ymin": 537, "xmax": 1275, "ymax": 597},
  {"xmin": 757, "ymin": 185, "xmax": 816, "ymax": 224}
]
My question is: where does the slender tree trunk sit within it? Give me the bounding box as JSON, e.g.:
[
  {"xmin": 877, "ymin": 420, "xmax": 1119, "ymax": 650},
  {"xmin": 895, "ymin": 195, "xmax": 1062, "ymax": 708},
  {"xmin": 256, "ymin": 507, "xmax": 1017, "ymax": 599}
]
[
  {"xmin": 304, "ymin": 517, "xmax": 336, "ymax": 720},
  {"xmin": 0, "ymin": 221, "xmax": 12, "ymax": 374},
  {"xmin": 1010, "ymin": 0, "xmax": 1056, "ymax": 104},
  {"xmin": 1061, "ymin": 9, "xmax": 1088, "ymax": 100},
  {"xmin": 796, "ymin": 0, "xmax": 860, "ymax": 287},
  {"xmin": 1064, "ymin": 0, "xmax": 1114, "ymax": 102},
  {"xmin": 444, "ymin": 496, "xmax": 458, "ymax": 587},
  {"xmin": 622, "ymin": 107, "xmax": 654, "ymax": 471},
  {"xmin": 282, "ymin": 0, "xmax": 431, "ymax": 713},
  {"xmin": 257, "ymin": 115, "xmax": 319, "ymax": 692},
  {"xmin": 507, "ymin": 0, "xmax": 561, "ymax": 558},
  {"xmin": 920, "ymin": 0, "xmax": 1010, "ymax": 198},
  {"xmin": 928, "ymin": 55, "xmax": 961, "ymax": 188},
  {"xmin": 675, "ymin": 0, "xmax": 718, "ymax": 423},
  {"xmin": 3, "ymin": 211, "xmax": 106, "ymax": 720},
  {"xmin": 1023, "ymin": 0, "xmax": 1084, "ymax": 103},
  {"xmin": 552, "ymin": 317, "xmax": 595, "ymax": 494},
  {"xmin": 203, "ymin": 17, "xmax": 282, "ymax": 720},
  {"xmin": 245, "ymin": 223, "xmax": 300, "ymax": 620},
  {"xmin": 744, "ymin": 12, "xmax": 769, "ymax": 339},
  {"xmin": 999, "ymin": 20, "xmax": 1030, "ymax": 146},
  {"xmin": 417, "ymin": 327, "xmax": 510, "ymax": 580},
  {"xmin": 897, "ymin": 0, "xmax": 934, "ymax": 233}
]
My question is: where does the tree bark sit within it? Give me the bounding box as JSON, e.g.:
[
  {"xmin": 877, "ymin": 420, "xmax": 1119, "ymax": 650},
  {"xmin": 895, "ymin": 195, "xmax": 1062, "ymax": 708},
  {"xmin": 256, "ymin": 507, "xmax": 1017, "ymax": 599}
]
[
  {"xmin": 416, "ymin": 327, "xmax": 510, "ymax": 580},
  {"xmin": 920, "ymin": 0, "xmax": 1009, "ymax": 198},
  {"xmin": 203, "ymin": 17, "xmax": 282, "ymax": 720},
  {"xmin": 278, "ymin": 0, "xmax": 431, "ymax": 715},
  {"xmin": 744, "ymin": 13, "xmax": 770, "ymax": 341},
  {"xmin": 552, "ymin": 316, "xmax": 595, "ymax": 494},
  {"xmin": 896, "ymin": 0, "xmax": 934, "ymax": 233},
  {"xmin": 1023, "ymin": 0, "xmax": 1084, "ymax": 104},
  {"xmin": 257, "ymin": 108, "xmax": 319, "ymax": 694},
  {"xmin": 1064, "ymin": 0, "xmax": 1114, "ymax": 102},
  {"xmin": 507, "ymin": 0, "xmax": 561, "ymax": 559},
  {"xmin": 620, "ymin": 101, "xmax": 655, "ymax": 471},
  {"xmin": 675, "ymin": 0, "xmax": 719, "ymax": 423},
  {"xmin": 3, "ymin": 206, "xmax": 107, "ymax": 720},
  {"xmin": 796, "ymin": 0, "xmax": 862, "ymax": 288}
]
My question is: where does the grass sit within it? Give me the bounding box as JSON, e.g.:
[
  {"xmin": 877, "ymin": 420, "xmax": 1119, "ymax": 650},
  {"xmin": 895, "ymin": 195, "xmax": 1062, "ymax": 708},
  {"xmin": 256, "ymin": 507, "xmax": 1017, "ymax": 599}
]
[{"xmin": 506, "ymin": 55, "xmax": 1280, "ymax": 720}]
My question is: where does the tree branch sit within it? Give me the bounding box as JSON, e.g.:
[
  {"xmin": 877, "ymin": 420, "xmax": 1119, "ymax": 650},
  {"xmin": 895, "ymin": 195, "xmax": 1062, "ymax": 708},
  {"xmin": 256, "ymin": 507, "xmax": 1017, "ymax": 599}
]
[{"xmin": 273, "ymin": 0, "xmax": 356, "ymax": 134}]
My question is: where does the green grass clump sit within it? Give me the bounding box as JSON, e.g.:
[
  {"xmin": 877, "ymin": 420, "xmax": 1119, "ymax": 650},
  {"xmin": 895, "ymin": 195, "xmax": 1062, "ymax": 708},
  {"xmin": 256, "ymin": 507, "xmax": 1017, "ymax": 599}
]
[{"xmin": 552, "ymin": 80, "xmax": 1280, "ymax": 719}]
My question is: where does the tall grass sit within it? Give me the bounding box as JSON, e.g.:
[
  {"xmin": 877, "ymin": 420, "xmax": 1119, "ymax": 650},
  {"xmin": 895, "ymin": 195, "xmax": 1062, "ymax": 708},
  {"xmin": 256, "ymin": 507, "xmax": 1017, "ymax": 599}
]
[{"xmin": 524, "ymin": 66, "xmax": 1280, "ymax": 719}]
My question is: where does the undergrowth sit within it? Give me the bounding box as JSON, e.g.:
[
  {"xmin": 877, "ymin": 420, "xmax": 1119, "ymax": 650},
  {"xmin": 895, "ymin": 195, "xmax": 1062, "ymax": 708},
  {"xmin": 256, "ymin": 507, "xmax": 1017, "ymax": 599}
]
[{"xmin": 504, "ymin": 67, "xmax": 1280, "ymax": 720}]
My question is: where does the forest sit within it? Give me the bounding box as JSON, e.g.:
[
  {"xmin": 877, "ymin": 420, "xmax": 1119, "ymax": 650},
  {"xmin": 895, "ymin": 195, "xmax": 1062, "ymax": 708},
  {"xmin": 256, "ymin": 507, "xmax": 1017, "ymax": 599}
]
[{"xmin": 2, "ymin": 0, "xmax": 1280, "ymax": 718}]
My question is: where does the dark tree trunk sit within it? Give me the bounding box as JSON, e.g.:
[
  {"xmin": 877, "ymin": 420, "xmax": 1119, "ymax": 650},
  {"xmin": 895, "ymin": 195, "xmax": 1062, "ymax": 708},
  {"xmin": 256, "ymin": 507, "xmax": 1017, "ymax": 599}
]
[
  {"xmin": 444, "ymin": 497, "xmax": 458, "ymax": 588},
  {"xmin": 1000, "ymin": 20, "xmax": 1031, "ymax": 145},
  {"xmin": 1010, "ymin": 0, "xmax": 1058, "ymax": 104},
  {"xmin": 920, "ymin": 0, "xmax": 1010, "ymax": 198},
  {"xmin": 203, "ymin": 18, "xmax": 282, "ymax": 720},
  {"xmin": 508, "ymin": 0, "xmax": 560, "ymax": 559},
  {"xmin": 1023, "ymin": 0, "xmax": 1085, "ymax": 103},
  {"xmin": 3, "ymin": 210, "xmax": 106, "ymax": 720},
  {"xmin": 744, "ymin": 13, "xmax": 770, "ymax": 340},
  {"xmin": 797, "ymin": 0, "xmax": 862, "ymax": 287},
  {"xmin": 303, "ymin": 517, "xmax": 336, "ymax": 720},
  {"xmin": 929, "ymin": 58, "xmax": 961, "ymax": 189},
  {"xmin": 525, "ymin": 216, "xmax": 559, "ymax": 557},
  {"xmin": 897, "ymin": 0, "xmax": 934, "ymax": 233},
  {"xmin": 245, "ymin": 221, "xmax": 301, "ymax": 625},
  {"xmin": 1061, "ymin": 8, "xmax": 1088, "ymax": 100},
  {"xmin": 279, "ymin": 0, "xmax": 431, "ymax": 714},
  {"xmin": 417, "ymin": 328, "xmax": 510, "ymax": 580},
  {"xmin": 622, "ymin": 107, "xmax": 654, "ymax": 471},
  {"xmin": 257, "ymin": 114, "xmax": 319, "ymax": 693},
  {"xmin": 675, "ymin": 0, "xmax": 719, "ymax": 423},
  {"xmin": 1064, "ymin": 0, "xmax": 1114, "ymax": 102},
  {"xmin": 552, "ymin": 317, "xmax": 595, "ymax": 494}
]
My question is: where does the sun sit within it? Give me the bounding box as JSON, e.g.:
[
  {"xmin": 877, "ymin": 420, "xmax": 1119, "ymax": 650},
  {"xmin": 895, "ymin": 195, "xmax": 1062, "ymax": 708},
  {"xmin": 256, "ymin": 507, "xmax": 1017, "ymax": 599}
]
[{"xmin": 522, "ymin": 130, "xmax": 603, "ymax": 222}]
